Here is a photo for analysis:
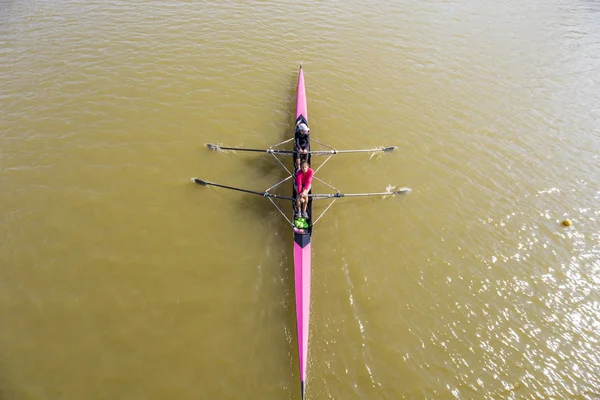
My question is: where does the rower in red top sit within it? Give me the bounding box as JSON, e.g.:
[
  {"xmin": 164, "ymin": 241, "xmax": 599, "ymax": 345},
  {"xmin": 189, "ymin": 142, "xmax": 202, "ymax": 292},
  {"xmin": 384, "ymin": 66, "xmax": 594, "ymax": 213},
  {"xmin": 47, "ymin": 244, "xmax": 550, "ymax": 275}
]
[{"xmin": 295, "ymin": 161, "xmax": 314, "ymax": 219}]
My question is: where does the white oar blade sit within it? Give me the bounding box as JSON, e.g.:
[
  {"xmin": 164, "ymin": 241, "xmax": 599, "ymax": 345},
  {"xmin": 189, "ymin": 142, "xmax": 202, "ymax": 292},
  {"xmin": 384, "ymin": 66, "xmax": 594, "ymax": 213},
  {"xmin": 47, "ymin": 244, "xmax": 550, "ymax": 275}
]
[{"xmin": 393, "ymin": 187, "xmax": 411, "ymax": 195}]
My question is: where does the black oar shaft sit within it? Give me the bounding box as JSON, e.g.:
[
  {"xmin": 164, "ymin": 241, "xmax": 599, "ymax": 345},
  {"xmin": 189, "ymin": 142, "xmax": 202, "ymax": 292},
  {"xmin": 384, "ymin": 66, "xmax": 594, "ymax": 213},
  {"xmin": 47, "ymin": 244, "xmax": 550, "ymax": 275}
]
[{"xmin": 192, "ymin": 178, "xmax": 295, "ymax": 201}]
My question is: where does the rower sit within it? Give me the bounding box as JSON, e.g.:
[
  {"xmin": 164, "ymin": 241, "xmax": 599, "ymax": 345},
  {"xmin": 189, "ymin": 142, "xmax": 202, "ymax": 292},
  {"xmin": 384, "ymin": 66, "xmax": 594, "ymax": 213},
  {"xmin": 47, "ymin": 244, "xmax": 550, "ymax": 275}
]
[
  {"xmin": 294, "ymin": 122, "xmax": 310, "ymax": 170},
  {"xmin": 295, "ymin": 161, "xmax": 313, "ymax": 219}
]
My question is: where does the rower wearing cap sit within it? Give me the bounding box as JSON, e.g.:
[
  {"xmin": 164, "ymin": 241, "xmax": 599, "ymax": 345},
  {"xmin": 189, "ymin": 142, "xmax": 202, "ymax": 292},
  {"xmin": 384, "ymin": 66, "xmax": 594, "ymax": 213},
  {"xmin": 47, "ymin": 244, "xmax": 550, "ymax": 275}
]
[
  {"xmin": 295, "ymin": 161, "xmax": 313, "ymax": 219},
  {"xmin": 294, "ymin": 122, "xmax": 310, "ymax": 170}
]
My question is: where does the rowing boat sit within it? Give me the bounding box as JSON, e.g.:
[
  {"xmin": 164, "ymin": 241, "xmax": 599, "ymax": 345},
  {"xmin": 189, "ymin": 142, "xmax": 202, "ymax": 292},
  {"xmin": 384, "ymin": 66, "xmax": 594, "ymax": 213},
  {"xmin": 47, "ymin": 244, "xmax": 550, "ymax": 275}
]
[
  {"xmin": 193, "ymin": 65, "xmax": 410, "ymax": 399},
  {"xmin": 293, "ymin": 64, "xmax": 311, "ymax": 400}
]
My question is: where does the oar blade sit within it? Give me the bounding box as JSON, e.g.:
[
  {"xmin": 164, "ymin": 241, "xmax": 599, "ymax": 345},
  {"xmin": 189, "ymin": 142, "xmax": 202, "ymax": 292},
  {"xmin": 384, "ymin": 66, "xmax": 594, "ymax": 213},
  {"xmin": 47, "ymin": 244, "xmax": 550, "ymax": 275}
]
[
  {"xmin": 206, "ymin": 143, "xmax": 221, "ymax": 151},
  {"xmin": 383, "ymin": 146, "xmax": 397, "ymax": 152},
  {"xmin": 191, "ymin": 178, "xmax": 209, "ymax": 185},
  {"xmin": 392, "ymin": 187, "xmax": 411, "ymax": 195}
]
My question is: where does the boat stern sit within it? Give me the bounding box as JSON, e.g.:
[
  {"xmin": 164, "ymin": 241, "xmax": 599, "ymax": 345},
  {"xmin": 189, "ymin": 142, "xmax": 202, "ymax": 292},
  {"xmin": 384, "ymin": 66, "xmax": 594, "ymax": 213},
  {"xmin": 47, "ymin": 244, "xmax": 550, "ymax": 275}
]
[{"xmin": 293, "ymin": 237, "xmax": 311, "ymax": 387}]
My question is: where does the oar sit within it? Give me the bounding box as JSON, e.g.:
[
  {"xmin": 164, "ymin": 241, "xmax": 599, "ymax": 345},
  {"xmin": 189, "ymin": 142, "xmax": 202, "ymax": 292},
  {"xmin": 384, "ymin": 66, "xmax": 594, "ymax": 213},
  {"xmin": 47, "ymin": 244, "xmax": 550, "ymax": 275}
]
[
  {"xmin": 207, "ymin": 144, "xmax": 294, "ymax": 154},
  {"xmin": 309, "ymin": 188, "xmax": 411, "ymax": 199},
  {"xmin": 207, "ymin": 143, "xmax": 396, "ymax": 155},
  {"xmin": 310, "ymin": 146, "xmax": 396, "ymax": 155},
  {"xmin": 191, "ymin": 178, "xmax": 296, "ymax": 201}
]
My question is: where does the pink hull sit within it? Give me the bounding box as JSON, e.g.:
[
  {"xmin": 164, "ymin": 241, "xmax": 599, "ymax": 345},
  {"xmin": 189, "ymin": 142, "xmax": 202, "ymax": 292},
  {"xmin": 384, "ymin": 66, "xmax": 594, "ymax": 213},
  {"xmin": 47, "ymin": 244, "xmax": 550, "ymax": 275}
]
[
  {"xmin": 294, "ymin": 241, "xmax": 311, "ymax": 383},
  {"xmin": 293, "ymin": 64, "xmax": 311, "ymax": 399},
  {"xmin": 296, "ymin": 66, "xmax": 307, "ymax": 119}
]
